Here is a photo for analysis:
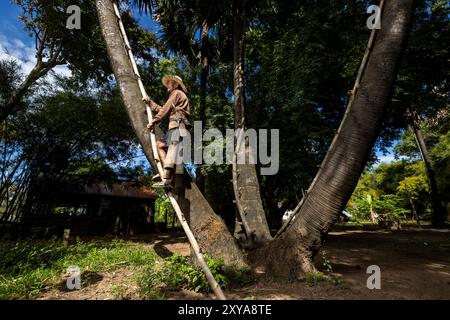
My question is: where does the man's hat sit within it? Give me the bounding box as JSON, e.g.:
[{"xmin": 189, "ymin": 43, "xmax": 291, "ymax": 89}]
[{"xmin": 162, "ymin": 75, "xmax": 187, "ymax": 93}]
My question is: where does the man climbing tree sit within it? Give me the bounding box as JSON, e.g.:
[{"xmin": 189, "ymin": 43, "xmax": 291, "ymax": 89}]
[{"xmin": 143, "ymin": 75, "xmax": 191, "ymax": 188}]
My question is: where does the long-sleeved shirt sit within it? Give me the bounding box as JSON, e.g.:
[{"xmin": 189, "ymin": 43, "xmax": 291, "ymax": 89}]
[{"xmin": 149, "ymin": 89, "xmax": 190, "ymax": 129}]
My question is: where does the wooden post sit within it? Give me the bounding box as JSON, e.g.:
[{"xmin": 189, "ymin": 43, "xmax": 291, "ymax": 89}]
[{"xmin": 63, "ymin": 229, "xmax": 70, "ymax": 247}]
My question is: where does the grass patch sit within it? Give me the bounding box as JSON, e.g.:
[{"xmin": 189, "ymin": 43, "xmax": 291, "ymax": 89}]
[
  {"xmin": 136, "ymin": 254, "xmax": 254, "ymax": 299},
  {"xmin": 1, "ymin": 238, "xmax": 255, "ymax": 300},
  {"xmin": 305, "ymin": 271, "xmax": 326, "ymax": 286},
  {"xmin": 110, "ymin": 284, "xmax": 129, "ymax": 300},
  {"xmin": 0, "ymin": 238, "xmax": 157, "ymax": 300}
]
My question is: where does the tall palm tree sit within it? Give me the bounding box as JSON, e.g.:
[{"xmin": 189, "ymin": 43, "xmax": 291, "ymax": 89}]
[
  {"xmin": 231, "ymin": 0, "xmax": 272, "ymax": 246},
  {"xmin": 100, "ymin": 0, "xmax": 417, "ymax": 277}
]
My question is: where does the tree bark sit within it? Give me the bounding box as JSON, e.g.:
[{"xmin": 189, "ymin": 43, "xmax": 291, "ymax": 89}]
[
  {"xmin": 408, "ymin": 110, "xmax": 446, "ymax": 227},
  {"xmin": 232, "ymin": 0, "xmax": 272, "ymax": 246},
  {"xmin": 95, "ymin": 0, "xmax": 247, "ymax": 269},
  {"xmin": 196, "ymin": 21, "xmax": 209, "ymax": 193},
  {"xmin": 200, "ymin": 20, "xmax": 209, "ymax": 131},
  {"xmin": 258, "ymin": 0, "xmax": 416, "ymax": 278},
  {"xmin": 409, "ymin": 197, "xmax": 420, "ymax": 224}
]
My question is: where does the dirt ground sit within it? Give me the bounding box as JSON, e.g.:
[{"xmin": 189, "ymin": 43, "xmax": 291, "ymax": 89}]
[{"xmin": 38, "ymin": 228, "xmax": 450, "ymax": 300}]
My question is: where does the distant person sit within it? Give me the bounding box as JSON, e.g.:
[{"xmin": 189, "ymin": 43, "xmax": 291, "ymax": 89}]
[{"xmin": 142, "ymin": 75, "xmax": 191, "ymax": 188}]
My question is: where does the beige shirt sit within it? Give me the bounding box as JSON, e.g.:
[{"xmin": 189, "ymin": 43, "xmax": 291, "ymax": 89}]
[{"xmin": 150, "ymin": 89, "xmax": 190, "ymax": 129}]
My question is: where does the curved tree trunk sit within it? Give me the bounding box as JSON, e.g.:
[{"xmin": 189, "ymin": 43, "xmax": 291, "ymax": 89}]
[
  {"xmin": 95, "ymin": 0, "xmax": 247, "ymax": 269},
  {"xmin": 258, "ymin": 0, "xmax": 416, "ymax": 278},
  {"xmin": 232, "ymin": 0, "xmax": 272, "ymax": 246}
]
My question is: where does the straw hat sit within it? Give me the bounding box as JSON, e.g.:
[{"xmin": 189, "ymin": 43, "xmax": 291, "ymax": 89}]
[{"xmin": 162, "ymin": 75, "xmax": 187, "ymax": 93}]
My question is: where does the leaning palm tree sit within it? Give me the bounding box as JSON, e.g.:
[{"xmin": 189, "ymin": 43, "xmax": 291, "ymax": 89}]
[{"xmin": 260, "ymin": 0, "xmax": 417, "ymax": 278}]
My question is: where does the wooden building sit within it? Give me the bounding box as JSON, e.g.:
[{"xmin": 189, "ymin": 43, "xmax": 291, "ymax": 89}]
[{"xmin": 18, "ymin": 174, "xmax": 159, "ymax": 237}]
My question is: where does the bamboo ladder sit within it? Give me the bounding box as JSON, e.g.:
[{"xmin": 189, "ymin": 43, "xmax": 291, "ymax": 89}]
[{"xmin": 112, "ymin": 2, "xmax": 226, "ymax": 300}]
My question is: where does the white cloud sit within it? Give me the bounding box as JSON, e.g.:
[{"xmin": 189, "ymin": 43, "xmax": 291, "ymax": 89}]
[
  {"xmin": 53, "ymin": 64, "xmax": 72, "ymax": 78},
  {"xmin": 12, "ymin": 39, "xmax": 25, "ymax": 49},
  {"xmin": 375, "ymin": 153, "xmax": 408, "ymax": 168},
  {"xmin": 0, "ymin": 21, "xmax": 21, "ymax": 38},
  {"xmin": 378, "ymin": 153, "xmax": 396, "ymax": 164},
  {"xmin": 0, "ymin": 32, "xmax": 71, "ymax": 82}
]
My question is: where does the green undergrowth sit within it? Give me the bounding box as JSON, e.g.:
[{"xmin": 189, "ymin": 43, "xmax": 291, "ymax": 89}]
[
  {"xmin": 0, "ymin": 238, "xmax": 157, "ymax": 299},
  {"xmin": 136, "ymin": 254, "xmax": 254, "ymax": 299},
  {"xmin": 0, "ymin": 238, "xmax": 255, "ymax": 300}
]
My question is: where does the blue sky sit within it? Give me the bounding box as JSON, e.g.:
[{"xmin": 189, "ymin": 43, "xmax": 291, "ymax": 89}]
[
  {"xmin": 0, "ymin": 1, "xmax": 161, "ymax": 75},
  {"xmin": 0, "ymin": 1, "xmax": 159, "ymax": 36},
  {"xmin": 0, "ymin": 1, "xmax": 398, "ymax": 167},
  {"xmin": 0, "ymin": 2, "xmax": 26, "ymax": 41}
]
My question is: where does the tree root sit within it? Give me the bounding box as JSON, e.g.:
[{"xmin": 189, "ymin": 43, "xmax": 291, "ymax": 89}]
[{"xmin": 249, "ymin": 232, "xmax": 318, "ymax": 281}]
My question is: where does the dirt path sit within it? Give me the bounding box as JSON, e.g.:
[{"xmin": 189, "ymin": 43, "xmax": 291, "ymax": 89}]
[
  {"xmin": 228, "ymin": 228, "xmax": 450, "ymax": 300},
  {"xmin": 317, "ymin": 228, "xmax": 450, "ymax": 299},
  {"xmin": 38, "ymin": 228, "xmax": 450, "ymax": 300}
]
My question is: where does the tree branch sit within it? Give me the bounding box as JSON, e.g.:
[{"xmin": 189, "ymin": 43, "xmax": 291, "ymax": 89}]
[{"xmin": 0, "ymin": 43, "xmax": 64, "ymax": 123}]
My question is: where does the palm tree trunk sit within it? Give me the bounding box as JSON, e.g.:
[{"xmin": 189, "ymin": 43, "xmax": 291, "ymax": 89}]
[
  {"xmin": 200, "ymin": 21, "xmax": 209, "ymax": 128},
  {"xmin": 95, "ymin": 0, "xmax": 247, "ymax": 269},
  {"xmin": 258, "ymin": 0, "xmax": 416, "ymax": 278},
  {"xmin": 196, "ymin": 21, "xmax": 209, "ymax": 193},
  {"xmin": 408, "ymin": 110, "xmax": 446, "ymax": 227},
  {"xmin": 232, "ymin": 0, "xmax": 272, "ymax": 246},
  {"xmin": 409, "ymin": 197, "xmax": 420, "ymax": 225}
]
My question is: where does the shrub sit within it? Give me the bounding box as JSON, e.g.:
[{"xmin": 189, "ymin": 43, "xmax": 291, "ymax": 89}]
[
  {"xmin": 305, "ymin": 271, "xmax": 326, "ymax": 286},
  {"xmin": 137, "ymin": 254, "xmax": 240, "ymax": 299},
  {"xmin": 373, "ymin": 194, "xmax": 410, "ymax": 222},
  {"xmin": 347, "ymin": 197, "xmax": 371, "ymax": 222},
  {"xmin": 161, "ymin": 254, "xmax": 220, "ymax": 292}
]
